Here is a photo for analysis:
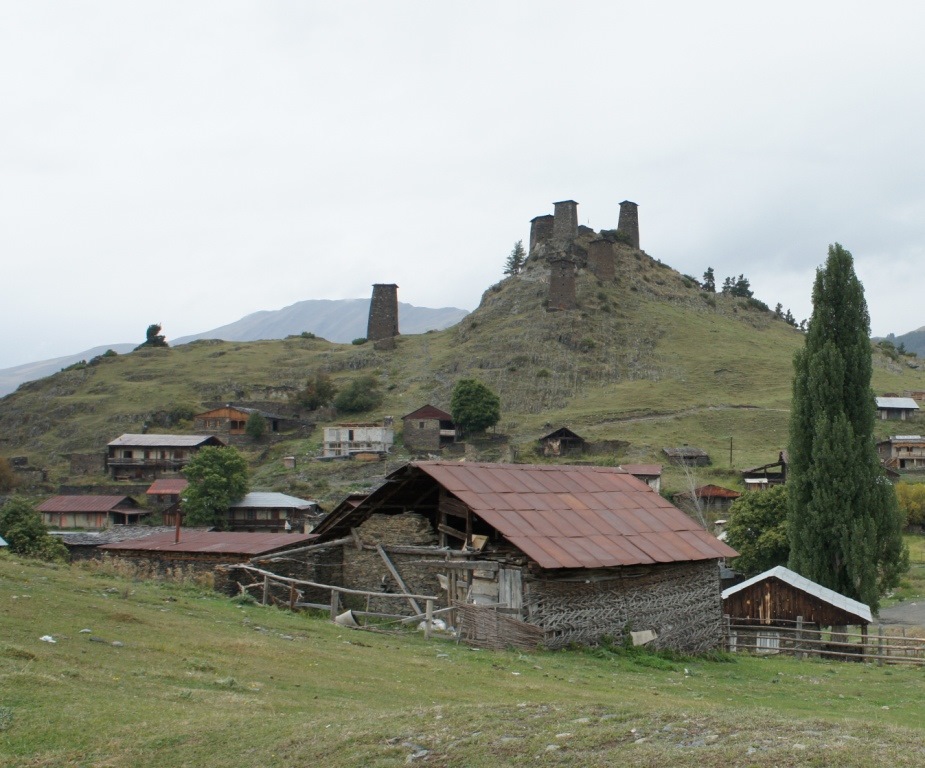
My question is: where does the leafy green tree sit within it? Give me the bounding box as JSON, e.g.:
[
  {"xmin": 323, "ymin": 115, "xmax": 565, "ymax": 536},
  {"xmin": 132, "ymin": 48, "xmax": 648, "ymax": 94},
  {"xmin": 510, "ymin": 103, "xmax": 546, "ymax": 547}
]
[
  {"xmin": 724, "ymin": 486, "xmax": 790, "ymax": 575},
  {"xmin": 333, "ymin": 375, "xmax": 383, "ymax": 414},
  {"xmin": 504, "ymin": 240, "xmax": 526, "ymax": 276},
  {"xmin": 245, "ymin": 412, "xmax": 267, "ymax": 441},
  {"xmin": 702, "ymin": 267, "xmax": 716, "ymax": 292},
  {"xmin": 135, "ymin": 323, "xmax": 168, "ymax": 350},
  {"xmin": 896, "ymin": 482, "xmax": 925, "ymax": 527},
  {"xmin": 450, "ymin": 378, "xmax": 501, "ymax": 436},
  {"xmin": 181, "ymin": 446, "xmax": 249, "ymax": 529},
  {"xmin": 0, "ymin": 497, "xmax": 68, "ymax": 561},
  {"xmin": 788, "ymin": 243, "xmax": 907, "ymax": 610},
  {"xmin": 293, "ymin": 372, "xmax": 337, "ymax": 411}
]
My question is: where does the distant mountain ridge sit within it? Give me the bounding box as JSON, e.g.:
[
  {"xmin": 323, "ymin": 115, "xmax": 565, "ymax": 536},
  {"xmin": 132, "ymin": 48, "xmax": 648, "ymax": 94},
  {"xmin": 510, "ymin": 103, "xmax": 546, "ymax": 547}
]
[
  {"xmin": 884, "ymin": 326, "xmax": 925, "ymax": 358},
  {"xmin": 0, "ymin": 299, "xmax": 468, "ymax": 397}
]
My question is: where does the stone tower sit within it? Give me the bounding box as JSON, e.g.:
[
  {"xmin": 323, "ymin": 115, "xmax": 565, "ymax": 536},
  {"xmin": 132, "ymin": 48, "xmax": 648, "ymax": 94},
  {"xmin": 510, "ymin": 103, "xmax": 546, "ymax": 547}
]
[
  {"xmin": 588, "ymin": 239, "xmax": 615, "ymax": 281},
  {"xmin": 617, "ymin": 200, "xmax": 640, "ymax": 250},
  {"xmin": 529, "ymin": 214, "xmax": 554, "ymax": 256},
  {"xmin": 553, "ymin": 200, "xmax": 578, "ymax": 242},
  {"xmin": 367, "ymin": 283, "xmax": 399, "ymax": 342},
  {"xmin": 547, "ymin": 257, "xmax": 577, "ymax": 311}
]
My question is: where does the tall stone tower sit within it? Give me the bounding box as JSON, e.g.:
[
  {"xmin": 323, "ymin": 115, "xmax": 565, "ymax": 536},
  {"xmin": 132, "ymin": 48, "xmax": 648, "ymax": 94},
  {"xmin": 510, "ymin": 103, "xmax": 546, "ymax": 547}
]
[
  {"xmin": 588, "ymin": 239, "xmax": 615, "ymax": 281},
  {"xmin": 617, "ymin": 200, "xmax": 640, "ymax": 250},
  {"xmin": 529, "ymin": 214, "xmax": 554, "ymax": 256},
  {"xmin": 547, "ymin": 257, "xmax": 577, "ymax": 311},
  {"xmin": 553, "ymin": 200, "xmax": 578, "ymax": 242},
  {"xmin": 367, "ymin": 284, "xmax": 399, "ymax": 342}
]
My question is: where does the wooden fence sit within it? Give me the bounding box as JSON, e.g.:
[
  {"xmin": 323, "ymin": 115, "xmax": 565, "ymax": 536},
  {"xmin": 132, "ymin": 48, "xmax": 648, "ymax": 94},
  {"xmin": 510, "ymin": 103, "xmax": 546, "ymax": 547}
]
[
  {"xmin": 724, "ymin": 615, "xmax": 925, "ymax": 665},
  {"xmin": 219, "ymin": 563, "xmax": 445, "ymax": 638}
]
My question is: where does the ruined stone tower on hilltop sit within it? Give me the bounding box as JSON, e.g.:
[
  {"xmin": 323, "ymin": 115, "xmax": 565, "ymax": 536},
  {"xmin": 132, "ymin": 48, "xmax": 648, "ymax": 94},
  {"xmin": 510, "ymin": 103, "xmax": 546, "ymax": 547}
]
[
  {"xmin": 588, "ymin": 239, "xmax": 616, "ymax": 281},
  {"xmin": 367, "ymin": 283, "xmax": 399, "ymax": 342},
  {"xmin": 617, "ymin": 200, "xmax": 640, "ymax": 250}
]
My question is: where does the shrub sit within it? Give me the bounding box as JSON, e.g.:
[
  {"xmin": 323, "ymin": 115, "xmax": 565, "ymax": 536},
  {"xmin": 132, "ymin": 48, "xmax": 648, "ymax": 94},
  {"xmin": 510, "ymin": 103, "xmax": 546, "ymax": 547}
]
[
  {"xmin": 351, "ymin": 337, "xmax": 367, "ymax": 345},
  {"xmin": 0, "ymin": 497, "xmax": 68, "ymax": 562},
  {"xmin": 333, "ymin": 375, "xmax": 383, "ymax": 413}
]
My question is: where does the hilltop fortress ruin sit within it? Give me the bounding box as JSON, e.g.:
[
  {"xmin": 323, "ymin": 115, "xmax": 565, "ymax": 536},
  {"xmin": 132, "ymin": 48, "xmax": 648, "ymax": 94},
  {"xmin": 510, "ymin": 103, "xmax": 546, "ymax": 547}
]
[
  {"xmin": 530, "ymin": 199, "xmax": 641, "ymax": 311},
  {"xmin": 364, "ymin": 198, "xmax": 643, "ymax": 339}
]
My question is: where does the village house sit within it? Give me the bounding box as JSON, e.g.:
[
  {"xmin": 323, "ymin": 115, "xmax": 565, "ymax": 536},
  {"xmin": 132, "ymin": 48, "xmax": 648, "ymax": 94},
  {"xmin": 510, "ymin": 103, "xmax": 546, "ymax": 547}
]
[
  {"xmin": 107, "ymin": 434, "xmax": 225, "ymax": 480},
  {"xmin": 225, "ymin": 491, "xmax": 320, "ymax": 533},
  {"xmin": 663, "ymin": 445, "xmax": 710, "ymax": 467},
  {"xmin": 672, "ymin": 484, "xmax": 742, "ymax": 515},
  {"xmin": 402, "ymin": 405, "xmax": 456, "ymax": 452},
  {"xmin": 322, "ymin": 423, "xmax": 394, "ymax": 458},
  {"xmin": 305, "ymin": 461, "xmax": 736, "ymax": 652},
  {"xmin": 193, "ymin": 405, "xmax": 301, "ymax": 437},
  {"xmin": 146, "ymin": 478, "xmax": 188, "ymax": 526},
  {"xmin": 537, "ymin": 427, "xmax": 586, "ymax": 457},
  {"xmin": 37, "ymin": 495, "xmax": 147, "ymax": 529},
  {"xmin": 876, "ymin": 397, "xmax": 920, "ymax": 421},
  {"xmin": 877, "ymin": 435, "xmax": 925, "ymax": 471}
]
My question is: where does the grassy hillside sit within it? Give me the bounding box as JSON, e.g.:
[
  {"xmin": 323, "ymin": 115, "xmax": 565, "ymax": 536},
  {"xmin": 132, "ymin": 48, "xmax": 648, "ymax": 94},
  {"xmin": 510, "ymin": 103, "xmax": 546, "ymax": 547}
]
[
  {"xmin": 3, "ymin": 245, "xmax": 925, "ymax": 506},
  {"xmin": 3, "ymin": 551, "xmax": 925, "ymax": 767}
]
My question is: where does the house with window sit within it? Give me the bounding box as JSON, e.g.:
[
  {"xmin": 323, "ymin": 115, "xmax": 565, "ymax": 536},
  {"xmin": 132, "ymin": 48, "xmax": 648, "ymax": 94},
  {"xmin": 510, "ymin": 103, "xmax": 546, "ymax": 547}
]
[
  {"xmin": 225, "ymin": 492, "xmax": 320, "ymax": 532},
  {"xmin": 107, "ymin": 434, "xmax": 225, "ymax": 480},
  {"xmin": 402, "ymin": 405, "xmax": 456, "ymax": 452},
  {"xmin": 322, "ymin": 423, "xmax": 393, "ymax": 458},
  {"xmin": 37, "ymin": 495, "xmax": 147, "ymax": 529},
  {"xmin": 537, "ymin": 427, "xmax": 586, "ymax": 457},
  {"xmin": 877, "ymin": 435, "xmax": 925, "ymax": 471},
  {"xmin": 193, "ymin": 405, "xmax": 293, "ymax": 436}
]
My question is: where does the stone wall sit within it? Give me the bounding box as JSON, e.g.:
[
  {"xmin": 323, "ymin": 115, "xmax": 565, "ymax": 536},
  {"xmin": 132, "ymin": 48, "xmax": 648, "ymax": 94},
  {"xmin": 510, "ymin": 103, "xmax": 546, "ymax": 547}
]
[
  {"xmin": 342, "ymin": 512, "xmax": 442, "ymax": 614},
  {"xmin": 529, "ymin": 214, "xmax": 554, "ymax": 256},
  {"xmin": 547, "ymin": 258, "xmax": 577, "ymax": 311},
  {"xmin": 367, "ymin": 283, "xmax": 399, "ymax": 341},
  {"xmin": 69, "ymin": 453, "xmax": 106, "ymax": 475},
  {"xmin": 524, "ymin": 559, "xmax": 723, "ymax": 652},
  {"xmin": 552, "ymin": 200, "xmax": 578, "ymax": 242},
  {"xmin": 403, "ymin": 417, "xmax": 442, "ymax": 452},
  {"xmin": 588, "ymin": 239, "xmax": 616, "ymax": 281}
]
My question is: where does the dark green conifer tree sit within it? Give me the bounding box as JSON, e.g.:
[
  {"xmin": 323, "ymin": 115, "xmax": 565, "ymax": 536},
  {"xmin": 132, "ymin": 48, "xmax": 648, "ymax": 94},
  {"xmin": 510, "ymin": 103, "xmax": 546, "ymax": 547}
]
[{"xmin": 788, "ymin": 243, "xmax": 906, "ymax": 610}]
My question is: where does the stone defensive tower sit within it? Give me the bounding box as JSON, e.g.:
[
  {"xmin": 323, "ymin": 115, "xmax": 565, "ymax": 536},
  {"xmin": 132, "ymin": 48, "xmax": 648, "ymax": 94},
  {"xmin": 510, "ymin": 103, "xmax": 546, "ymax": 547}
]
[
  {"xmin": 367, "ymin": 283, "xmax": 399, "ymax": 342},
  {"xmin": 547, "ymin": 257, "xmax": 577, "ymax": 311},
  {"xmin": 529, "ymin": 214, "xmax": 554, "ymax": 256},
  {"xmin": 553, "ymin": 200, "xmax": 578, "ymax": 242},
  {"xmin": 588, "ymin": 239, "xmax": 615, "ymax": 281},
  {"xmin": 617, "ymin": 200, "xmax": 640, "ymax": 250}
]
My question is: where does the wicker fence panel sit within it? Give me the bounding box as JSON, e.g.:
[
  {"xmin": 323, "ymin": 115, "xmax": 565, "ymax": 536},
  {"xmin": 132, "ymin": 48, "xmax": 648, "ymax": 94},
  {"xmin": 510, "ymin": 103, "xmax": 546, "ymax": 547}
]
[{"xmin": 455, "ymin": 603, "xmax": 544, "ymax": 651}]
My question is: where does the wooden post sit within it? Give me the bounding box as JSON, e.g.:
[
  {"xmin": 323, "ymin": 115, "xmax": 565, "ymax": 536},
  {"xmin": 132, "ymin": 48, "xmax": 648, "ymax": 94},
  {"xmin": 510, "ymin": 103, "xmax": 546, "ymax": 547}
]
[
  {"xmin": 330, "ymin": 589, "xmax": 340, "ymax": 621},
  {"xmin": 723, "ymin": 614, "xmax": 731, "ymax": 652},
  {"xmin": 262, "ymin": 575, "xmax": 269, "ymax": 606},
  {"xmin": 878, "ymin": 624, "xmax": 884, "ymax": 666},
  {"xmin": 289, "ymin": 583, "xmax": 296, "ymax": 611},
  {"xmin": 862, "ymin": 623, "xmax": 868, "ymax": 661},
  {"xmin": 795, "ymin": 616, "xmax": 803, "ymax": 660},
  {"xmin": 376, "ymin": 544, "xmax": 423, "ymax": 615},
  {"xmin": 425, "ymin": 599, "xmax": 433, "ymax": 640}
]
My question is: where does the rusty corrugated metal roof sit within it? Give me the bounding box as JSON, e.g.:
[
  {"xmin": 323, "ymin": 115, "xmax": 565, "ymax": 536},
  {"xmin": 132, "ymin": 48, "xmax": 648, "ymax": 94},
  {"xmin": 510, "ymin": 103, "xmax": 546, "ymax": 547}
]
[
  {"xmin": 107, "ymin": 434, "xmax": 225, "ymax": 448},
  {"xmin": 402, "ymin": 404, "xmax": 453, "ymax": 421},
  {"xmin": 100, "ymin": 530, "xmax": 316, "ymax": 555},
  {"xmin": 146, "ymin": 479, "xmax": 189, "ymax": 495},
  {"xmin": 37, "ymin": 495, "xmax": 137, "ymax": 513},
  {"xmin": 413, "ymin": 462, "xmax": 736, "ymax": 569}
]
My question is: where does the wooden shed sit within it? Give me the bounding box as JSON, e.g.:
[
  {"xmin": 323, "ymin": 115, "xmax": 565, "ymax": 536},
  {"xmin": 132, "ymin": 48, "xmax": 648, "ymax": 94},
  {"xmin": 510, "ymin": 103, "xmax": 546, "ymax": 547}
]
[
  {"xmin": 307, "ymin": 461, "xmax": 736, "ymax": 652},
  {"xmin": 663, "ymin": 445, "xmax": 710, "ymax": 467},
  {"xmin": 37, "ymin": 495, "xmax": 146, "ymax": 529},
  {"xmin": 537, "ymin": 427, "xmax": 586, "ymax": 457}
]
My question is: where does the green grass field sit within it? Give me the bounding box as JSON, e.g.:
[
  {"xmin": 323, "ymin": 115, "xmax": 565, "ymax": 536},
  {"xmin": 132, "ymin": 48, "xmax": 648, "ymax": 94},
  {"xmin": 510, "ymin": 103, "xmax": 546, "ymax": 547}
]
[{"xmin": 4, "ymin": 551, "xmax": 925, "ymax": 767}]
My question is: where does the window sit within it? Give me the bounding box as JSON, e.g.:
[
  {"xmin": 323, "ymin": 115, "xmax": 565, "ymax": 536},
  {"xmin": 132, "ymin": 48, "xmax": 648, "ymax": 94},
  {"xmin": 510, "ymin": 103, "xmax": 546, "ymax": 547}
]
[
  {"xmin": 419, "ymin": 421, "xmax": 425, "ymax": 429},
  {"xmin": 756, "ymin": 632, "xmax": 780, "ymax": 654}
]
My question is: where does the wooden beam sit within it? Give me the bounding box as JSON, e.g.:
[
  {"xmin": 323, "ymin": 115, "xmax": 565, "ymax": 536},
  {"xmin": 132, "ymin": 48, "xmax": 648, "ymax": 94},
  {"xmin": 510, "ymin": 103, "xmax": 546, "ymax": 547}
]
[
  {"xmin": 437, "ymin": 523, "xmax": 468, "ymax": 542},
  {"xmin": 376, "ymin": 544, "xmax": 423, "ymax": 615},
  {"xmin": 250, "ymin": 536, "xmax": 352, "ymax": 563},
  {"xmin": 405, "ymin": 560, "xmax": 500, "ymax": 571},
  {"xmin": 350, "ymin": 527, "xmax": 364, "ymax": 551}
]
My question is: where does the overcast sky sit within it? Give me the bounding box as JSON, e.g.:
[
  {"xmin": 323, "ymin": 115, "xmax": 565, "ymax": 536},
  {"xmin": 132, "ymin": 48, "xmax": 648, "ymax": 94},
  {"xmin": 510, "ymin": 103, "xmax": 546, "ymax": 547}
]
[{"xmin": 2, "ymin": 2, "xmax": 924, "ymax": 369}]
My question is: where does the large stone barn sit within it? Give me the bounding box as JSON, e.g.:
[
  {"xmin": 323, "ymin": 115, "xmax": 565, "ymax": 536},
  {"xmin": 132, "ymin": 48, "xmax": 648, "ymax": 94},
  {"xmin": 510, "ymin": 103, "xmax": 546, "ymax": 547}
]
[{"xmin": 309, "ymin": 461, "xmax": 736, "ymax": 652}]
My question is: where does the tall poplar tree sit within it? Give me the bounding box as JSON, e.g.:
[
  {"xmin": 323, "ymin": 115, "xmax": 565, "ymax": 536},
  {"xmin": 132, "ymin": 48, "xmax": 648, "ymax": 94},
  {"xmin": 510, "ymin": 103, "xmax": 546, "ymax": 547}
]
[{"xmin": 788, "ymin": 243, "xmax": 906, "ymax": 610}]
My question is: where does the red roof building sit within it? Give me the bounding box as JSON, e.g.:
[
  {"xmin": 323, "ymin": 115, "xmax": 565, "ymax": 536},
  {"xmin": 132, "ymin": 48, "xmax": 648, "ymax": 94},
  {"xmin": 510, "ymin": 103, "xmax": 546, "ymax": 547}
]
[
  {"xmin": 312, "ymin": 461, "xmax": 735, "ymax": 652},
  {"xmin": 37, "ymin": 495, "xmax": 146, "ymax": 529},
  {"xmin": 401, "ymin": 405, "xmax": 456, "ymax": 452}
]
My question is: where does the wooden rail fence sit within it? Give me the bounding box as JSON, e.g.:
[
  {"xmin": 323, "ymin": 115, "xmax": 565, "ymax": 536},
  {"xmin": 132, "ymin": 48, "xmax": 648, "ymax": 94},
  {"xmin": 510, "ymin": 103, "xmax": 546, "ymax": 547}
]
[{"xmin": 724, "ymin": 615, "xmax": 925, "ymax": 666}]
